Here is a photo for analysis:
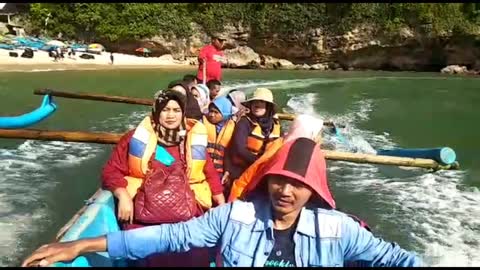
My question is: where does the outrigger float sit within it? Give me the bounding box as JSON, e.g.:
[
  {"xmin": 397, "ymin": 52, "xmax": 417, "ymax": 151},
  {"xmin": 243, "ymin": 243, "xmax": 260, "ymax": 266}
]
[{"xmin": 0, "ymin": 94, "xmax": 56, "ymax": 129}]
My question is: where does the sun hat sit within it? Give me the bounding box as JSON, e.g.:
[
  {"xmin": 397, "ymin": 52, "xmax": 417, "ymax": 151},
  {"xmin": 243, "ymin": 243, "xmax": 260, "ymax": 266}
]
[{"xmin": 241, "ymin": 88, "xmax": 277, "ymax": 110}]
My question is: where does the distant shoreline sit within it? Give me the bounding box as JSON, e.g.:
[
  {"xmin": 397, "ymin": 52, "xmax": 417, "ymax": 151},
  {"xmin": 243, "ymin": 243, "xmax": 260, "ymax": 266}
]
[
  {"xmin": 0, "ymin": 48, "xmax": 196, "ymax": 73},
  {"xmin": 0, "ymin": 63, "xmax": 196, "ymax": 73},
  {"xmin": 1, "ymin": 49, "xmax": 477, "ymax": 76}
]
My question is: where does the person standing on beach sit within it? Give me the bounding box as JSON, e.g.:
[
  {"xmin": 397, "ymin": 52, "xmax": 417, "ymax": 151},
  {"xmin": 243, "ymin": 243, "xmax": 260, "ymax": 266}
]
[
  {"xmin": 110, "ymin": 52, "xmax": 114, "ymax": 65},
  {"xmin": 56, "ymin": 47, "xmax": 62, "ymax": 62},
  {"xmin": 197, "ymin": 33, "xmax": 228, "ymax": 84}
]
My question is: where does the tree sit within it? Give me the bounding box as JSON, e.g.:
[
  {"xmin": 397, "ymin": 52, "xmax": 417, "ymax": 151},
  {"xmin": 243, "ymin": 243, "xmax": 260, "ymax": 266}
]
[{"xmin": 25, "ymin": 3, "xmax": 479, "ymax": 43}]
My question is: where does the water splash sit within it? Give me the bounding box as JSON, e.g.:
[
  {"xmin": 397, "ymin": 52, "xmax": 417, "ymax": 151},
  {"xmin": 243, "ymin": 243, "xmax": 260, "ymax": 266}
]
[
  {"xmin": 0, "ymin": 109, "xmax": 145, "ymax": 266},
  {"xmin": 90, "ymin": 110, "xmax": 147, "ymax": 133},
  {"xmin": 284, "ymin": 92, "xmax": 382, "ymax": 154},
  {"xmin": 0, "ymin": 140, "xmax": 103, "ymax": 265},
  {"xmin": 219, "ymin": 77, "xmax": 387, "ymax": 97},
  {"xmin": 287, "ymin": 91, "xmax": 479, "ymax": 266}
]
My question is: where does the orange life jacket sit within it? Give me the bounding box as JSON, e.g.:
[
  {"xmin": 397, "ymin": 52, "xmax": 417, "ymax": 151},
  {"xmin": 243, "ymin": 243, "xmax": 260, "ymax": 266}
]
[
  {"xmin": 228, "ymin": 138, "xmax": 285, "ymax": 202},
  {"xmin": 203, "ymin": 115, "xmax": 236, "ymax": 174},
  {"xmin": 232, "ymin": 115, "xmax": 281, "ymax": 166}
]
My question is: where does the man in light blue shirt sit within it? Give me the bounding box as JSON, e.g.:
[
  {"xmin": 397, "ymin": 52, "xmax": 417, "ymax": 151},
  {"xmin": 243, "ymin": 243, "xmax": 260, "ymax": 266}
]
[{"xmin": 22, "ymin": 138, "xmax": 422, "ymax": 267}]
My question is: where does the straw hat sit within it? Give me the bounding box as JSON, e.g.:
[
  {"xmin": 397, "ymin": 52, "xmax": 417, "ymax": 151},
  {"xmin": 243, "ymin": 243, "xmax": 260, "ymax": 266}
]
[{"xmin": 241, "ymin": 88, "xmax": 277, "ymax": 110}]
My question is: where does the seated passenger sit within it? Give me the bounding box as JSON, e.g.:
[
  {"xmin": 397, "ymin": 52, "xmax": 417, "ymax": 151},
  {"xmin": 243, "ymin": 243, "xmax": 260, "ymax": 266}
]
[
  {"xmin": 206, "ymin": 79, "xmax": 222, "ymax": 100},
  {"xmin": 193, "ymin": 83, "xmax": 211, "ymax": 114},
  {"xmin": 168, "ymin": 80, "xmax": 204, "ymax": 120},
  {"xmin": 100, "ymin": 89, "xmax": 224, "ymax": 266},
  {"xmin": 223, "ymin": 87, "xmax": 281, "ymax": 197},
  {"xmin": 226, "ymin": 89, "xmax": 247, "ymax": 122},
  {"xmin": 202, "ymin": 96, "xmax": 236, "ymax": 184},
  {"xmin": 228, "ymin": 114, "xmax": 323, "ymax": 202}
]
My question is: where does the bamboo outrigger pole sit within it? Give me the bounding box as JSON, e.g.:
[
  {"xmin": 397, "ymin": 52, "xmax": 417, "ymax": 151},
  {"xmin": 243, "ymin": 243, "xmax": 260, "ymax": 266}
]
[
  {"xmin": 33, "ymin": 89, "xmax": 343, "ymax": 127},
  {"xmin": 0, "ymin": 128, "xmax": 458, "ymax": 171},
  {"xmin": 0, "ymin": 129, "xmax": 122, "ymax": 144}
]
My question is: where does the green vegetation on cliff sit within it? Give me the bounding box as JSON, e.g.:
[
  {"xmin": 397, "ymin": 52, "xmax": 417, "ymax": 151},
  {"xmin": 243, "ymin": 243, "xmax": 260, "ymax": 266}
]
[{"xmin": 26, "ymin": 3, "xmax": 480, "ymax": 42}]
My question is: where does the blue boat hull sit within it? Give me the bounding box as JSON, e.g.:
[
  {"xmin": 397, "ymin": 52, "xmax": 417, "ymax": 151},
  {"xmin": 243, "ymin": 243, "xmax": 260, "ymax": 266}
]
[
  {"xmin": 0, "ymin": 95, "xmax": 57, "ymax": 129},
  {"xmin": 53, "ymin": 189, "xmax": 127, "ymax": 267}
]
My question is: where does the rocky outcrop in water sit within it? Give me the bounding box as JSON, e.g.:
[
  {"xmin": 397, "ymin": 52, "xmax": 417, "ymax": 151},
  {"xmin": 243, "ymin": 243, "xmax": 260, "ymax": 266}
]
[{"xmin": 441, "ymin": 65, "xmax": 468, "ymax": 74}]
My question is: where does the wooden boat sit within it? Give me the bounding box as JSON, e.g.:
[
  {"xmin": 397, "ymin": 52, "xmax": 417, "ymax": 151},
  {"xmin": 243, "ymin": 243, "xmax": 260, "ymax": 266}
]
[
  {"xmin": 14, "ymin": 89, "xmax": 458, "ymax": 266},
  {"xmin": 51, "ymin": 187, "xmax": 221, "ymax": 267}
]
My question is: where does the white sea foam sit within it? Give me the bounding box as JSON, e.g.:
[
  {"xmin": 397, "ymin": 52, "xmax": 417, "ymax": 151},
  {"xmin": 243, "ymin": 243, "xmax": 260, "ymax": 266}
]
[
  {"xmin": 0, "ymin": 109, "xmax": 145, "ymax": 265},
  {"xmin": 287, "ymin": 91, "xmax": 479, "ymax": 266},
  {"xmin": 0, "ymin": 139, "xmax": 103, "ymax": 265},
  {"xmin": 219, "ymin": 77, "xmax": 385, "ymax": 97},
  {"xmin": 90, "ymin": 110, "xmax": 147, "ymax": 133}
]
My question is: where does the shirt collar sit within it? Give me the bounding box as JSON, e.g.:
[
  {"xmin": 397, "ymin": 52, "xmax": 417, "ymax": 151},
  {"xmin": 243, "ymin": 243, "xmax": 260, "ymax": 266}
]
[
  {"xmin": 296, "ymin": 207, "xmax": 316, "ymax": 237},
  {"xmin": 252, "ymin": 199, "xmax": 316, "ymax": 237},
  {"xmin": 252, "ymin": 198, "xmax": 274, "ymax": 237}
]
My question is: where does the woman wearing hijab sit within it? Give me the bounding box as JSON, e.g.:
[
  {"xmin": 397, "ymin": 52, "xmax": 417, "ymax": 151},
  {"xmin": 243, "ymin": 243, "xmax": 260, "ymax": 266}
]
[
  {"xmin": 99, "ymin": 89, "xmax": 224, "ymax": 266},
  {"xmin": 226, "ymin": 89, "xmax": 247, "ymax": 122},
  {"xmin": 203, "ymin": 97, "xmax": 235, "ymax": 181},
  {"xmin": 168, "ymin": 80, "xmax": 204, "ymax": 120},
  {"xmin": 24, "ymin": 138, "xmax": 422, "ymax": 267},
  {"xmin": 223, "ymin": 88, "xmax": 281, "ymax": 197},
  {"xmin": 194, "ymin": 83, "xmax": 211, "ymax": 114}
]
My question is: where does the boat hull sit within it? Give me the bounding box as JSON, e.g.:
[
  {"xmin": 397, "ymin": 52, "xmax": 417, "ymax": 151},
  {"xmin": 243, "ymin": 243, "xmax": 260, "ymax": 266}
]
[{"xmin": 53, "ymin": 189, "xmax": 127, "ymax": 267}]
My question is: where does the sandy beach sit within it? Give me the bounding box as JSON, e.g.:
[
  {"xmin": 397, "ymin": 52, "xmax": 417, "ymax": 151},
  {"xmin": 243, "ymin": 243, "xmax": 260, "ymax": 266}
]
[{"xmin": 0, "ymin": 48, "xmax": 195, "ymax": 72}]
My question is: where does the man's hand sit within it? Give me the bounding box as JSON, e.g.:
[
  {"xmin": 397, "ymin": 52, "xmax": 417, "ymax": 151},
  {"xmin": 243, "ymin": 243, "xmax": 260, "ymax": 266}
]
[
  {"xmin": 22, "ymin": 237, "xmax": 107, "ymax": 267},
  {"xmin": 22, "ymin": 242, "xmax": 82, "ymax": 267}
]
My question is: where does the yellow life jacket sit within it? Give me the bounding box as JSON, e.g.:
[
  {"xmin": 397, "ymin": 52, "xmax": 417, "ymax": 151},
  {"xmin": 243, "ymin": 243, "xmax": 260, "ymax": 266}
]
[
  {"xmin": 185, "ymin": 118, "xmax": 212, "ymax": 209},
  {"xmin": 203, "ymin": 115, "xmax": 236, "ymax": 174},
  {"xmin": 125, "ymin": 116, "xmax": 213, "ymax": 209}
]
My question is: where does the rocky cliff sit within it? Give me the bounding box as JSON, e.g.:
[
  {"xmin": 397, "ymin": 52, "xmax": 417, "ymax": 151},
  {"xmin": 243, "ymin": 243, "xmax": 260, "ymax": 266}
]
[{"xmin": 103, "ymin": 23, "xmax": 480, "ymax": 73}]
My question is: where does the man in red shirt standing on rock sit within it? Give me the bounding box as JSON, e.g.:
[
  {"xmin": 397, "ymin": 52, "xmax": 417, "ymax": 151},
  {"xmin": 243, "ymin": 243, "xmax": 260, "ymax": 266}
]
[{"xmin": 197, "ymin": 33, "xmax": 228, "ymax": 84}]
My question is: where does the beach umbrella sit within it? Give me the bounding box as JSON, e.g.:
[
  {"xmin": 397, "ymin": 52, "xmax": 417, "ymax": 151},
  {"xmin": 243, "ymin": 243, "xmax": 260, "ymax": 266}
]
[
  {"xmin": 88, "ymin": 43, "xmax": 104, "ymax": 50},
  {"xmin": 46, "ymin": 40, "xmax": 66, "ymax": 47},
  {"xmin": 135, "ymin": 47, "xmax": 151, "ymax": 53}
]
